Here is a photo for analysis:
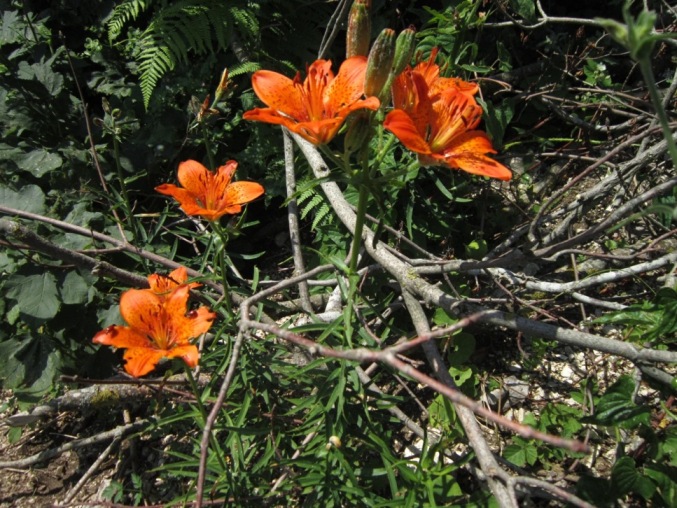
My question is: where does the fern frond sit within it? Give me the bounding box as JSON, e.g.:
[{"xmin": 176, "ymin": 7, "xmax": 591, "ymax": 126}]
[
  {"xmin": 111, "ymin": 0, "xmax": 256, "ymax": 108},
  {"xmin": 107, "ymin": 0, "xmax": 152, "ymax": 43},
  {"xmin": 300, "ymin": 194, "xmax": 323, "ymax": 220},
  {"xmin": 298, "ymin": 189, "xmax": 334, "ymax": 232},
  {"xmin": 228, "ymin": 61, "xmax": 261, "ymax": 78},
  {"xmin": 312, "ymin": 202, "xmax": 332, "ymax": 231}
]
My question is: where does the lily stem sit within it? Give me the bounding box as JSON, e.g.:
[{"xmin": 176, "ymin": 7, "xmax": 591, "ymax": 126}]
[
  {"xmin": 183, "ymin": 364, "xmax": 229, "ymax": 471},
  {"xmin": 348, "ymin": 179, "xmax": 369, "ymax": 275},
  {"xmin": 211, "ymin": 221, "xmax": 233, "ymax": 319},
  {"xmin": 201, "ymin": 122, "xmax": 217, "ymax": 171}
]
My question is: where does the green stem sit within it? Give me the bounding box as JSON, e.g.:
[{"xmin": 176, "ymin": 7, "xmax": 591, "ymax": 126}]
[
  {"xmin": 349, "ymin": 181, "xmax": 369, "ymax": 275},
  {"xmin": 183, "ymin": 364, "xmax": 228, "ymax": 470},
  {"xmin": 183, "ymin": 364, "xmax": 209, "ymax": 421},
  {"xmin": 638, "ymin": 58, "xmax": 677, "ymax": 170},
  {"xmin": 201, "ymin": 123, "xmax": 216, "ymax": 171},
  {"xmin": 110, "ymin": 122, "xmax": 140, "ymax": 244},
  {"xmin": 211, "ymin": 221, "xmax": 233, "ymax": 318}
]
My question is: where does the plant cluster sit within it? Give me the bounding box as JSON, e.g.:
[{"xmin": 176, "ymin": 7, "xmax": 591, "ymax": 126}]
[{"xmin": 0, "ymin": 0, "xmax": 676, "ymax": 506}]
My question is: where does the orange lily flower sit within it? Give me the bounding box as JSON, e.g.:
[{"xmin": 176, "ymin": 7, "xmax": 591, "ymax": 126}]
[
  {"xmin": 408, "ymin": 48, "xmax": 479, "ymax": 100},
  {"xmin": 148, "ymin": 266, "xmax": 200, "ymax": 297},
  {"xmin": 385, "ymin": 69, "xmax": 511, "ymax": 181},
  {"xmin": 242, "ymin": 57, "xmax": 380, "ymax": 145},
  {"xmin": 156, "ymin": 160, "xmax": 264, "ymax": 221},
  {"xmin": 93, "ymin": 285, "xmax": 216, "ymax": 377}
]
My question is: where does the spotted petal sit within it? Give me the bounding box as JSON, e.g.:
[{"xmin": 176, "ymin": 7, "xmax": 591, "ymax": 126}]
[{"xmin": 250, "ymin": 70, "xmax": 305, "ymax": 120}]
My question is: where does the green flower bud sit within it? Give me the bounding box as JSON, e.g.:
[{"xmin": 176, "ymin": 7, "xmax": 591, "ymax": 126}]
[
  {"xmin": 343, "ymin": 111, "xmax": 372, "ymax": 155},
  {"xmin": 364, "ymin": 28, "xmax": 396, "ymax": 98},
  {"xmin": 392, "ymin": 27, "xmax": 416, "ymax": 76},
  {"xmin": 346, "ymin": 0, "xmax": 371, "ymax": 58}
]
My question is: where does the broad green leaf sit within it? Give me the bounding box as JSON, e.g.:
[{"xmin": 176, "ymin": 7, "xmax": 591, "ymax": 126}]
[
  {"xmin": 60, "ymin": 271, "xmax": 89, "ymax": 305},
  {"xmin": 17, "ymin": 57, "xmax": 64, "ymax": 96},
  {"xmin": 644, "ymin": 464, "xmax": 677, "ymax": 506},
  {"xmin": 0, "ymin": 184, "xmax": 46, "ymax": 214},
  {"xmin": 503, "ymin": 440, "xmax": 538, "ymax": 467},
  {"xmin": 449, "ymin": 365, "xmax": 473, "ymax": 387},
  {"xmin": 429, "ymin": 393, "xmax": 457, "ymax": 432},
  {"xmin": 611, "ymin": 456, "xmax": 656, "ymax": 499},
  {"xmin": 585, "ymin": 375, "xmax": 651, "ymax": 428},
  {"xmin": 447, "ymin": 333, "xmax": 476, "ymax": 366},
  {"xmin": 432, "ymin": 307, "xmax": 455, "ymax": 327},
  {"xmin": 0, "ymin": 10, "xmax": 21, "ymax": 46},
  {"xmin": 576, "ymin": 475, "xmax": 612, "ymax": 507},
  {"xmin": 16, "ymin": 149, "xmax": 63, "ymax": 178},
  {"xmin": 5, "ymin": 271, "xmax": 60, "ymax": 319},
  {"xmin": 0, "ymin": 333, "xmax": 60, "ymax": 399},
  {"xmin": 509, "ymin": 0, "xmax": 536, "ymax": 22}
]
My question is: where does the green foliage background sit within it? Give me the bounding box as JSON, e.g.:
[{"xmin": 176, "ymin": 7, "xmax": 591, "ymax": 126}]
[{"xmin": 1, "ymin": 0, "xmax": 676, "ymax": 506}]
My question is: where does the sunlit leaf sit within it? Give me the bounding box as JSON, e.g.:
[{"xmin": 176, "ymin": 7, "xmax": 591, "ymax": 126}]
[
  {"xmin": 0, "ymin": 184, "xmax": 45, "ymax": 214},
  {"xmin": 5, "ymin": 271, "xmax": 60, "ymax": 319}
]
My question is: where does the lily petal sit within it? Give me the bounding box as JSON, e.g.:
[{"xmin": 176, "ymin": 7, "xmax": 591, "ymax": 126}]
[
  {"xmin": 384, "ymin": 109, "xmax": 433, "ymax": 155},
  {"xmin": 93, "ymin": 326, "xmax": 153, "ymax": 349},
  {"xmin": 176, "ymin": 160, "xmax": 212, "ymax": 195},
  {"xmin": 224, "ymin": 181, "xmax": 265, "ymax": 207},
  {"xmin": 245, "ymin": 58, "xmax": 379, "ymax": 145},
  {"xmin": 122, "ymin": 347, "xmax": 167, "ymax": 377},
  {"xmin": 119, "ymin": 289, "xmax": 164, "ymax": 334},
  {"xmin": 325, "ymin": 57, "xmax": 370, "ymax": 114},
  {"xmin": 250, "ymin": 70, "xmax": 306, "ymax": 120},
  {"xmin": 437, "ymin": 131, "xmax": 512, "ymax": 181}
]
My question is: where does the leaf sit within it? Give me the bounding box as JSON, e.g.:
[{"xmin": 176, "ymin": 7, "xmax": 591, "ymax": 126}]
[
  {"xmin": 0, "ymin": 184, "xmax": 46, "ymax": 214},
  {"xmin": 503, "ymin": 439, "xmax": 538, "ymax": 467},
  {"xmin": 432, "ymin": 308, "xmax": 455, "ymax": 327},
  {"xmin": 1, "ymin": 10, "xmax": 21, "ymax": 46},
  {"xmin": 584, "ymin": 375, "xmax": 651, "ymax": 428},
  {"xmin": 0, "ymin": 332, "xmax": 60, "ymax": 399},
  {"xmin": 449, "ymin": 365, "xmax": 473, "ymax": 388},
  {"xmin": 576, "ymin": 475, "xmax": 613, "ymax": 507},
  {"xmin": 5, "ymin": 271, "xmax": 60, "ymax": 319},
  {"xmin": 644, "ymin": 464, "xmax": 677, "ymax": 506},
  {"xmin": 60, "ymin": 271, "xmax": 90, "ymax": 305},
  {"xmin": 611, "ymin": 456, "xmax": 656, "ymax": 499},
  {"xmin": 509, "ymin": 0, "xmax": 536, "ymax": 22},
  {"xmin": 447, "ymin": 333, "xmax": 476, "ymax": 366},
  {"xmin": 15, "ymin": 149, "xmax": 63, "ymax": 177},
  {"xmin": 17, "ymin": 57, "xmax": 64, "ymax": 96}
]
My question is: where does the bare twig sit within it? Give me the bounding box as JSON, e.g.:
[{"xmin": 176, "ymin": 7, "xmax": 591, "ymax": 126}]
[
  {"xmin": 0, "ymin": 420, "xmax": 150, "ymax": 469},
  {"xmin": 283, "ymin": 129, "xmax": 313, "ymax": 312}
]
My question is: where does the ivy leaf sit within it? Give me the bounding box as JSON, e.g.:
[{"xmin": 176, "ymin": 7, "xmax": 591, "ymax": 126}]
[
  {"xmin": 5, "ymin": 271, "xmax": 60, "ymax": 319},
  {"xmin": 0, "ymin": 184, "xmax": 45, "ymax": 214}
]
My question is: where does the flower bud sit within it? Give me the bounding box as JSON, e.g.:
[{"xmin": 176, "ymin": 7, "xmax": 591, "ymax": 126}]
[
  {"xmin": 343, "ymin": 111, "xmax": 372, "ymax": 155},
  {"xmin": 392, "ymin": 27, "xmax": 416, "ymax": 76},
  {"xmin": 364, "ymin": 28, "xmax": 396, "ymax": 98},
  {"xmin": 346, "ymin": 0, "xmax": 371, "ymax": 58},
  {"xmin": 213, "ymin": 67, "xmax": 232, "ymax": 104}
]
